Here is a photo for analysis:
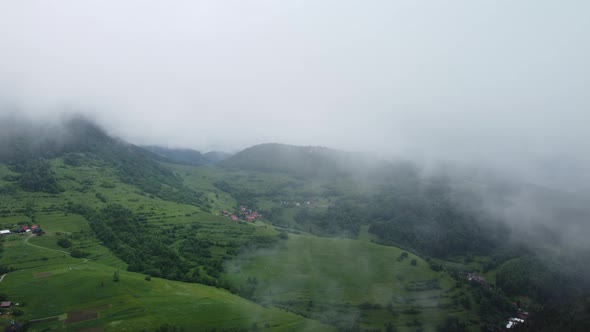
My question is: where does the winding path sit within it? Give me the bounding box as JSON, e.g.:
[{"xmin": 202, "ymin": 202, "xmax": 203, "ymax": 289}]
[
  {"xmin": 1, "ymin": 234, "xmax": 91, "ymax": 285},
  {"xmin": 24, "ymin": 234, "xmax": 70, "ymax": 255},
  {"xmin": 0, "ymin": 235, "xmax": 91, "ymax": 284},
  {"xmin": 23, "ymin": 234, "xmax": 89, "ymax": 263}
]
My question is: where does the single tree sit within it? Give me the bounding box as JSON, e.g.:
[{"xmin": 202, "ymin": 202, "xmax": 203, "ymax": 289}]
[{"xmin": 384, "ymin": 322, "xmax": 397, "ymax": 332}]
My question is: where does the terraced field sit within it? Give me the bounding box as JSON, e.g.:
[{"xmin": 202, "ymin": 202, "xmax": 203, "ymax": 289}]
[
  {"xmin": 0, "ymin": 212, "xmax": 330, "ymax": 332},
  {"xmin": 0, "ymin": 154, "xmax": 484, "ymax": 331}
]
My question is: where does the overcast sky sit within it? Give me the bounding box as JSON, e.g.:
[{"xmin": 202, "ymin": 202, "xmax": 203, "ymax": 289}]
[{"xmin": 1, "ymin": 1, "xmax": 589, "ymax": 190}]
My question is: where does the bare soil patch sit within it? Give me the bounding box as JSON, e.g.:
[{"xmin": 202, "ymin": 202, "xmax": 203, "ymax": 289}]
[{"xmin": 65, "ymin": 309, "xmax": 98, "ymax": 325}]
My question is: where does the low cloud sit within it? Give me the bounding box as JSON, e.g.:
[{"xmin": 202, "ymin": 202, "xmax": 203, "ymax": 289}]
[{"xmin": 0, "ymin": 0, "xmax": 588, "ymax": 191}]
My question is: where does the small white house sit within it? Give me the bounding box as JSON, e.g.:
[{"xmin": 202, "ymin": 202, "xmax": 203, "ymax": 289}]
[
  {"xmin": 0, "ymin": 230, "xmax": 11, "ymax": 235},
  {"xmin": 506, "ymin": 317, "xmax": 524, "ymax": 329}
]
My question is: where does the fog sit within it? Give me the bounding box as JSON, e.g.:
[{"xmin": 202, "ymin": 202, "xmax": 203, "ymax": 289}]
[{"xmin": 1, "ymin": 1, "xmax": 589, "ymax": 191}]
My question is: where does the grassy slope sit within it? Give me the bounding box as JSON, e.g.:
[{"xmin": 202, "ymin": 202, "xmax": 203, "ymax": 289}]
[
  {"xmin": 224, "ymin": 234, "xmax": 478, "ymax": 331},
  {"xmin": 1, "ymin": 263, "xmax": 327, "ymax": 332},
  {"xmin": 0, "ymin": 160, "xmax": 330, "ymax": 331},
  {"xmin": 0, "ymin": 156, "xmax": 487, "ymax": 331},
  {"xmin": 170, "ymin": 164, "xmax": 350, "ymax": 231},
  {"xmin": 175, "ymin": 164, "xmax": 485, "ymax": 331},
  {"xmin": 0, "ymin": 213, "xmax": 329, "ymax": 332}
]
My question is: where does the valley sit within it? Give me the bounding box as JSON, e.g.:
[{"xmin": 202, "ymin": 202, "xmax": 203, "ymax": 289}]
[{"xmin": 0, "ymin": 122, "xmax": 587, "ymax": 331}]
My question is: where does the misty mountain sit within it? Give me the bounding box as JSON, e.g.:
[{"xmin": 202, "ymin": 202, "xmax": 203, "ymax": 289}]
[
  {"xmin": 0, "ymin": 115, "xmax": 114, "ymax": 162},
  {"xmin": 143, "ymin": 146, "xmax": 231, "ymax": 166},
  {"xmin": 219, "ymin": 143, "xmax": 409, "ymax": 180},
  {"xmin": 0, "ymin": 116, "xmax": 205, "ymax": 206},
  {"xmin": 221, "ymin": 143, "xmax": 590, "ymax": 252},
  {"xmin": 1, "ymin": 117, "xmax": 590, "ymax": 330},
  {"xmin": 434, "ymin": 165, "xmax": 590, "ymax": 252},
  {"xmin": 143, "ymin": 145, "xmax": 208, "ymax": 165},
  {"xmin": 203, "ymin": 150, "xmax": 232, "ymax": 163}
]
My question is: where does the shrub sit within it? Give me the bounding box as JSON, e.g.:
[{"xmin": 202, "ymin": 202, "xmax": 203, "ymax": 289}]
[
  {"xmin": 57, "ymin": 238, "xmax": 72, "ymax": 248},
  {"xmin": 70, "ymin": 248, "xmax": 89, "ymax": 258}
]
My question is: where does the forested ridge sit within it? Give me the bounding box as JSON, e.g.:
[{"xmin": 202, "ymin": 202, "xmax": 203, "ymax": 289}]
[{"xmin": 0, "ymin": 117, "xmax": 207, "ymax": 207}]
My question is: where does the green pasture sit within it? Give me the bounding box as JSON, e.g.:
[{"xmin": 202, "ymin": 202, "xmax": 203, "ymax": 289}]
[
  {"xmin": 0, "ymin": 157, "xmax": 487, "ymax": 331},
  {"xmin": 225, "ymin": 234, "xmax": 478, "ymax": 331},
  {"xmin": 0, "ymin": 212, "xmax": 329, "ymax": 332},
  {"xmin": 0, "ymin": 261, "xmax": 330, "ymax": 331}
]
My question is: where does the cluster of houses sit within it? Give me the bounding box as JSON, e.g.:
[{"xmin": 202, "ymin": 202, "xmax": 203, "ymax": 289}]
[
  {"xmin": 0, "ymin": 225, "xmax": 44, "ymax": 237},
  {"xmin": 221, "ymin": 206, "xmax": 263, "ymax": 223}
]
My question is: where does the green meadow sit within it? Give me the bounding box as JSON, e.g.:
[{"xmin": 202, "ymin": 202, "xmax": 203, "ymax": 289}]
[
  {"xmin": 0, "ymin": 157, "xmax": 327, "ymax": 330},
  {"xmin": 0, "ymin": 153, "xmax": 487, "ymax": 331},
  {"xmin": 225, "ymin": 234, "xmax": 478, "ymax": 331},
  {"xmin": 0, "ymin": 261, "xmax": 329, "ymax": 332},
  {"xmin": 0, "ymin": 211, "xmax": 330, "ymax": 332}
]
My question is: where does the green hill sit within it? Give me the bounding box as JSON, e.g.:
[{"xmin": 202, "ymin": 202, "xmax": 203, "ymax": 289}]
[
  {"xmin": 143, "ymin": 146, "xmax": 210, "ymax": 166},
  {"xmin": 1, "ymin": 118, "xmax": 587, "ymax": 331},
  {"xmin": 142, "ymin": 146, "xmax": 231, "ymax": 166},
  {"xmin": 219, "ymin": 143, "xmax": 405, "ymax": 181},
  {"xmin": 0, "ymin": 121, "xmax": 471, "ymax": 331},
  {"xmin": 0, "ymin": 118, "xmax": 322, "ymax": 330},
  {"xmin": 0, "ymin": 116, "xmax": 206, "ymax": 207},
  {"xmin": 0, "ymin": 219, "xmax": 327, "ymax": 332},
  {"xmin": 0, "ymin": 153, "xmax": 328, "ymax": 330}
]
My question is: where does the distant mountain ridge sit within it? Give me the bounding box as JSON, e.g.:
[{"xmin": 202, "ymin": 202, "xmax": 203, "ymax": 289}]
[
  {"xmin": 219, "ymin": 143, "xmax": 355, "ymax": 177},
  {"xmin": 219, "ymin": 143, "xmax": 414, "ymax": 181},
  {"xmin": 203, "ymin": 150, "xmax": 232, "ymax": 163},
  {"xmin": 143, "ymin": 146, "xmax": 231, "ymax": 165}
]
